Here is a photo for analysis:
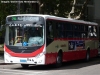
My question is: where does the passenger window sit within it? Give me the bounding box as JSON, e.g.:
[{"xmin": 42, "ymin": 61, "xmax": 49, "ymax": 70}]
[
  {"xmin": 93, "ymin": 26, "xmax": 97, "ymax": 37},
  {"xmin": 87, "ymin": 26, "xmax": 97, "ymax": 38}
]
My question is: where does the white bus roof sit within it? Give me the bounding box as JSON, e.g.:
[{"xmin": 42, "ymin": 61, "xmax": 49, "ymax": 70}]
[{"xmin": 7, "ymin": 14, "xmax": 98, "ymax": 25}]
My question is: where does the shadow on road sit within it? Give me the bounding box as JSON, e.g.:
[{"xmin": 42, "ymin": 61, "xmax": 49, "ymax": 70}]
[{"xmin": 13, "ymin": 56, "xmax": 100, "ymax": 71}]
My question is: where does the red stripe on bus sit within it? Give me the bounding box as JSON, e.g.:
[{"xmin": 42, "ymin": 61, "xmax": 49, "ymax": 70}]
[
  {"xmin": 4, "ymin": 45, "xmax": 44, "ymax": 57},
  {"xmin": 45, "ymin": 49, "xmax": 98, "ymax": 65}
]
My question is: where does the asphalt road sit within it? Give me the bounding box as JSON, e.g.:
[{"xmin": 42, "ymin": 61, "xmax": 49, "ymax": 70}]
[
  {"xmin": 0, "ymin": 55, "xmax": 4, "ymax": 64},
  {"xmin": 0, "ymin": 56, "xmax": 100, "ymax": 75}
]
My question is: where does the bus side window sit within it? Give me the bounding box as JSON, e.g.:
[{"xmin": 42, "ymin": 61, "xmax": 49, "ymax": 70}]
[
  {"xmin": 46, "ymin": 20, "xmax": 54, "ymax": 46},
  {"xmin": 93, "ymin": 26, "xmax": 97, "ymax": 37},
  {"xmin": 66, "ymin": 22, "xmax": 73, "ymax": 38},
  {"xmin": 49, "ymin": 24, "xmax": 53, "ymax": 37},
  {"xmin": 82, "ymin": 33, "xmax": 86, "ymax": 38},
  {"xmin": 56, "ymin": 22, "xmax": 61, "ymax": 38},
  {"xmin": 58, "ymin": 23, "xmax": 64, "ymax": 38},
  {"xmin": 88, "ymin": 26, "xmax": 94, "ymax": 38},
  {"xmin": 87, "ymin": 25, "xmax": 97, "ymax": 38}
]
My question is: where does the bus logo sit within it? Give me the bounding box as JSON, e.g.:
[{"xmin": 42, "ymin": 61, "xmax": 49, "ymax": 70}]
[
  {"xmin": 21, "ymin": 50, "xmax": 25, "ymax": 53},
  {"xmin": 18, "ymin": 47, "xmax": 27, "ymax": 49}
]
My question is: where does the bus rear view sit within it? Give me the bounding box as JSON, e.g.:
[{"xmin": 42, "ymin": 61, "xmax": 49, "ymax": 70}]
[{"xmin": 4, "ymin": 14, "xmax": 45, "ymax": 68}]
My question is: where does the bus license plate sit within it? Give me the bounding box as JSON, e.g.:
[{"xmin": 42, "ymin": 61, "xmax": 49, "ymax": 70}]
[{"xmin": 20, "ymin": 59, "xmax": 27, "ymax": 62}]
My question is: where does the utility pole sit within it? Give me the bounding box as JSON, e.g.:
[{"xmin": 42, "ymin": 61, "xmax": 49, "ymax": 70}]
[{"xmin": 17, "ymin": 0, "xmax": 20, "ymax": 14}]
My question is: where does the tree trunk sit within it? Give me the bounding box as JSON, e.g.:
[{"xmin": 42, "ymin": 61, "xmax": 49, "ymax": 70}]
[
  {"xmin": 38, "ymin": 0, "xmax": 44, "ymax": 14},
  {"xmin": 75, "ymin": 0, "xmax": 90, "ymax": 19},
  {"xmin": 68, "ymin": 0, "xmax": 76, "ymax": 18}
]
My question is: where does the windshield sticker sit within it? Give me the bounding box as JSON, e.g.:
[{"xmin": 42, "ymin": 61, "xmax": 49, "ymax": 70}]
[{"xmin": 23, "ymin": 42, "xmax": 28, "ymax": 46}]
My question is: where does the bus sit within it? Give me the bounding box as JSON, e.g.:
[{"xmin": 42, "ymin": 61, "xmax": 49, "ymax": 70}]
[{"xmin": 4, "ymin": 14, "xmax": 99, "ymax": 68}]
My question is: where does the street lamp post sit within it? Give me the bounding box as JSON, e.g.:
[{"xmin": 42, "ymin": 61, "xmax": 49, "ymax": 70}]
[{"xmin": 17, "ymin": 0, "xmax": 20, "ymax": 14}]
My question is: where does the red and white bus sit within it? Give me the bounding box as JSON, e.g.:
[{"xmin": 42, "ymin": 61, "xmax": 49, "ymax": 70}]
[{"xmin": 4, "ymin": 14, "xmax": 99, "ymax": 68}]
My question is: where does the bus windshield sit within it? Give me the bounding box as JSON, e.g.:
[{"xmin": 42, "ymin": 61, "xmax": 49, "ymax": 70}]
[
  {"xmin": 9, "ymin": 27, "xmax": 43, "ymax": 46},
  {"xmin": 5, "ymin": 24, "xmax": 44, "ymax": 47},
  {"xmin": 5, "ymin": 16, "xmax": 44, "ymax": 47}
]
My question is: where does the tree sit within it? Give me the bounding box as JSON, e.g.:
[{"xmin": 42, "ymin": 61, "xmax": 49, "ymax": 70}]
[
  {"xmin": 68, "ymin": 0, "xmax": 91, "ymax": 19},
  {"xmin": 0, "ymin": 0, "xmax": 17, "ymax": 24},
  {"xmin": 38, "ymin": 0, "xmax": 91, "ymax": 20},
  {"xmin": 0, "ymin": 0, "xmax": 17, "ymax": 41}
]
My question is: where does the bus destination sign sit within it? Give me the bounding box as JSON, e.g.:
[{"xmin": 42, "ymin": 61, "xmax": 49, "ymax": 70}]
[{"xmin": 7, "ymin": 16, "xmax": 40, "ymax": 22}]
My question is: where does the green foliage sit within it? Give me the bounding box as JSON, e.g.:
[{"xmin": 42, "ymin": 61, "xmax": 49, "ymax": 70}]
[
  {"xmin": 0, "ymin": 0, "xmax": 89, "ymax": 23},
  {"xmin": 40, "ymin": 0, "xmax": 73, "ymax": 17},
  {"xmin": 0, "ymin": 0, "xmax": 17, "ymax": 37},
  {"xmin": 0, "ymin": 27, "xmax": 5, "ymax": 37},
  {"xmin": 0, "ymin": 0, "xmax": 90, "ymax": 44},
  {"xmin": 0, "ymin": 0, "xmax": 90, "ymax": 24},
  {"xmin": 0, "ymin": 0, "xmax": 17, "ymax": 24},
  {"xmin": 39, "ymin": 0, "xmax": 90, "ymax": 19}
]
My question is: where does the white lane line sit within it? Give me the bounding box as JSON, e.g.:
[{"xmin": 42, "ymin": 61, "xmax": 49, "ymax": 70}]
[
  {"xmin": 0, "ymin": 71, "xmax": 26, "ymax": 75},
  {"xmin": 0, "ymin": 70, "xmax": 45, "ymax": 75},
  {"xmin": 1, "ymin": 68, "xmax": 48, "ymax": 72},
  {"xmin": 0, "ymin": 69, "xmax": 49, "ymax": 74}
]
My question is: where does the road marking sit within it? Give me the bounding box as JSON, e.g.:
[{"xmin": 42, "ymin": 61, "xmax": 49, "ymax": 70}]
[
  {"xmin": 0, "ymin": 71, "xmax": 26, "ymax": 75},
  {"xmin": 0, "ymin": 71, "xmax": 45, "ymax": 75},
  {"xmin": 0, "ymin": 68, "xmax": 48, "ymax": 74}
]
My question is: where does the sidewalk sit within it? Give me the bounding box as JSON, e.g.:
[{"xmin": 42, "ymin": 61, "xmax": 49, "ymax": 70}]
[
  {"xmin": 0, "ymin": 56, "xmax": 6, "ymax": 65},
  {"xmin": 0, "ymin": 47, "xmax": 14, "ymax": 65},
  {"xmin": 0, "ymin": 57, "xmax": 13, "ymax": 65},
  {"xmin": 0, "ymin": 58, "xmax": 4, "ymax": 63},
  {"xmin": 0, "ymin": 48, "xmax": 13, "ymax": 65},
  {"xmin": 0, "ymin": 47, "xmax": 4, "ymax": 56}
]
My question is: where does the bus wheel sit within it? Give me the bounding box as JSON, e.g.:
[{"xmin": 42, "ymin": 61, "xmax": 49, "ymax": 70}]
[
  {"xmin": 56, "ymin": 52, "xmax": 62, "ymax": 67},
  {"xmin": 21, "ymin": 64, "xmax": 29, "ymax": 68},
  {"xmin": 86, "ymin": 50, "xmax": 90, "ymax": 61}
]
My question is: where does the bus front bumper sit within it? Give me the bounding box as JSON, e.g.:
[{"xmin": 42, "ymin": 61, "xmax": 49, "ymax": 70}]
[{"xmin": 4, "ymin": 52, "xmax": 45, "ymax": 65}]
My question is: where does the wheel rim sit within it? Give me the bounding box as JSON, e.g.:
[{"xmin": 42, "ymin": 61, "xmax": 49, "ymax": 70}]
[
  {"xmin": 87, "ymin": 52, "xmax": 89, "ymax": 60},
  {"xmin": 57, "ymin": 55, "xmax": 62, "ymax": 64}
]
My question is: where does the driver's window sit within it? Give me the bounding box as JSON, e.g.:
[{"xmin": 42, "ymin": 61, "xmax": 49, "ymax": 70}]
[{"xmin": 46, "ymin": 20, "xmax": 54, "ymax": 46}]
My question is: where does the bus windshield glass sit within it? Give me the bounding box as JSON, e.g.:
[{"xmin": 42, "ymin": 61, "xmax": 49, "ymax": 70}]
[{"xmin": 5, "ymin": 16, "xmax": 44, "ymax": 47}]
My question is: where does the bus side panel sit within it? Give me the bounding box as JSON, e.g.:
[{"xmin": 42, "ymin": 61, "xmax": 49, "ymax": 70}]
[
  {"xmin": 45, "ymin": 40, "xmax": 59, "ymax": 65},
  {"xmin": 85, "ymin": 40, "xmax": 98, "ymax": 58},
  {"xmin": 63, "ymin": 51, "xmax": 76, "ymax": 62},
  {"xmin": 90, "ymin": 49, "xmax": 98, "ymax": 57},
  {"xmin": 63, "ymin": 50, "xmax": 87, "ymax": 62},
  {"xmin": 45, "ymin": 53, "xmax": 57, "ymax": 65},
  {"xmin": 45, "ymin": 39, "xmax": 98, "ymax": 65},
  {"xmin": 45, "ymin": 50, "xmax": 87, "ymax": 65},
  {"xmin": 45, "ymin": 48, "xmax": 98, "ymax": 65}
]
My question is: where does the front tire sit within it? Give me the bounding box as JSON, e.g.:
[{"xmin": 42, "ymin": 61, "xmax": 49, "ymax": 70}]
[
  {"xmin": 56, "ymin": 52, "xmax": 62, "ymax": 67},
  {"xmin": 21, "ymin": 64, "xmax": 29, "ymax": 68}
]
